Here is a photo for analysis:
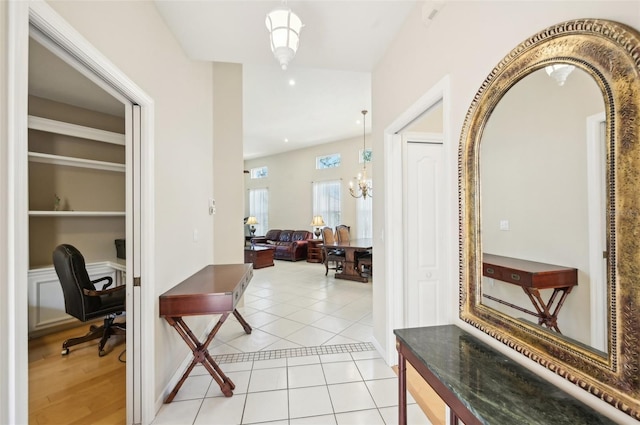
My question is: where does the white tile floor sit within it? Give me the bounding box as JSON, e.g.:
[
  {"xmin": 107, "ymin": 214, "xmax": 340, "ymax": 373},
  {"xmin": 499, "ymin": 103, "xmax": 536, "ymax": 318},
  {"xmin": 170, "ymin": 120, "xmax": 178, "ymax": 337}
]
[{"xmin": 152, "ymin": 261, "xmax": 431, "ymax": 425}]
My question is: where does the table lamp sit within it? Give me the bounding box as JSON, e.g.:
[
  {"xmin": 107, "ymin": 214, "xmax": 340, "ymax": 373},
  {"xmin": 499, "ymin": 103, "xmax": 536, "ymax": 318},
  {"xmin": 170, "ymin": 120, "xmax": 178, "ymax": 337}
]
[
  {"xmin": 246, "ymin": 216, "xmax": 259, "ymax": 236},
  {"xmin": 310, "ymin": 215, "xmax": 326, "ymax": 238}
]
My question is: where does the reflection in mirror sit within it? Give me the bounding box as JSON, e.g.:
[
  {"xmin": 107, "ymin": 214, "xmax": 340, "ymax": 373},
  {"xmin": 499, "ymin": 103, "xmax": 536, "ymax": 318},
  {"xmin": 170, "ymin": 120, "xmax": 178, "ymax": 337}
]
[{"xmin": 479, "ymin": 66, "xmax": 607, "ymax": 354}]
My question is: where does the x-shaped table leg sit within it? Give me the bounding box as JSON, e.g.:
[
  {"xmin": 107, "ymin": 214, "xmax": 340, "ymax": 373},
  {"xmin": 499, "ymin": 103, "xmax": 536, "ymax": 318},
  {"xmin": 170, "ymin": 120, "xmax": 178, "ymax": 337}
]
[
  {"xmin": 163, "ymin": 309, "xmax": 251, "ymax": 403},
  {"xmin": 522, "ymin": 287, "xmax": 573, "ymax": 333}
]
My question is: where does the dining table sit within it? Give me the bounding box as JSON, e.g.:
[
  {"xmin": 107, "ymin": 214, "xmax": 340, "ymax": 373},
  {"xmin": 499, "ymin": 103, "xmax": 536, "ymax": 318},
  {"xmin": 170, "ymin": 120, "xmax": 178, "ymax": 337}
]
[{"xmin": 323, "ymin": 238, "xmax": 373, "ymax": 283}]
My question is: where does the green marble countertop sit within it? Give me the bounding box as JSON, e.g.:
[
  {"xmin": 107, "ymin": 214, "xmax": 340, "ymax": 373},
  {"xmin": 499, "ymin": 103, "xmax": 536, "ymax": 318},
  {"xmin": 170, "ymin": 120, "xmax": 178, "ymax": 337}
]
[{"xmin": 394, "ymin": 325, "xmax": 617, "ymax": 425}]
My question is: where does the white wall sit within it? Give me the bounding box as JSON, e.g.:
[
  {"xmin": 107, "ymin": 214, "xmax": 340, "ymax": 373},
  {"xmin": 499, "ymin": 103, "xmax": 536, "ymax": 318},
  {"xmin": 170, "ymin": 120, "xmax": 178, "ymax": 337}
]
[
  {"xmin": 0, "ymin": 1, "xmax": 12, "ymax": 422},
  {"xmin": 44, "ymin": 0, "xmax": 217, "ymax": 407},
  {"xmin": 244, "ymin": 135, "xmax": 373, "ymax": 237},
  {"xmin": 213, "ymin": 62, "xmax": 244, "ymax": 264},
  {"xmin": 372, "ymin": 1, "xmax": 639, "ymax": 422}
]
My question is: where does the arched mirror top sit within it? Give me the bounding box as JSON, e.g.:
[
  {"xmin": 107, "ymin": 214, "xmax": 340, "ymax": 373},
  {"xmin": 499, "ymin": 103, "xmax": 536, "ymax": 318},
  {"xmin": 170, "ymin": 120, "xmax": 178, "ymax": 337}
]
[{"xmin": 459, "ymin": 18, "xmax": 640, "ymax": 420}]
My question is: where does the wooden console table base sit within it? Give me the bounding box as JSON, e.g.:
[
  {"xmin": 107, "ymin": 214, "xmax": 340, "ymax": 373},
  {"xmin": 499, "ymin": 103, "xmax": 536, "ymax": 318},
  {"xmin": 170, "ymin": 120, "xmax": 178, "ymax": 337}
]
[
  {"xmin": 163, "ymin": 310, "xmax": 251, "ymax": 403},
  {"xmin": 159, "ymin": 264, "xmax": 253, "ymax": 403}
]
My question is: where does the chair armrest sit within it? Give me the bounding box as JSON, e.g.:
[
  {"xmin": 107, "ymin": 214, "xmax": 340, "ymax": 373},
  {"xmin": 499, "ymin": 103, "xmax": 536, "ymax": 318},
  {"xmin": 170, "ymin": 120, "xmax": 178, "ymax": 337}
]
[
  {"xmin": 83, "ymin": 285, "xmax": 125, "ymax": 297},
  {"xmin": 91, "ymin": 276, "xmax": 114, "ymax": 289}
]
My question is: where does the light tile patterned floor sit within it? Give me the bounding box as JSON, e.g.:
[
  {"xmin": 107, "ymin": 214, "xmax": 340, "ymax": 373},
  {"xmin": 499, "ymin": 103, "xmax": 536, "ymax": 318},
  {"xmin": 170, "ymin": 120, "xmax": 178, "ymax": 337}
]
[{"xmin": 152, "ymin": 261, "xmax": 431, "ymax": 425}]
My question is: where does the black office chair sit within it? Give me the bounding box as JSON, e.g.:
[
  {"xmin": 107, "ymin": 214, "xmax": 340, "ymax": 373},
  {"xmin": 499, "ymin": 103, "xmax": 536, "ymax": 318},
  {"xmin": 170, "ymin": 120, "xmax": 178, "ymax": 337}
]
[{"xmin": 53, "ymin": 244, "xmax": 126, "ymax": 357}]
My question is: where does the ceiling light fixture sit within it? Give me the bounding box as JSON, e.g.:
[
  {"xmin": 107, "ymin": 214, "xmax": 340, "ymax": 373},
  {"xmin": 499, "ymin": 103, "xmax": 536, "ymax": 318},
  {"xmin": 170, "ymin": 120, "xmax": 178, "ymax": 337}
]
[
  {"xmin": 265, "ymin": 2, "xmax": 303, "ymax": 70},
  {"xmin": 349, "ymin": 110, "xmax": 372, "ymax": 200},
  {"xmin": 545, "ymin": 63, "xmax": 575, "ymax": 86}
]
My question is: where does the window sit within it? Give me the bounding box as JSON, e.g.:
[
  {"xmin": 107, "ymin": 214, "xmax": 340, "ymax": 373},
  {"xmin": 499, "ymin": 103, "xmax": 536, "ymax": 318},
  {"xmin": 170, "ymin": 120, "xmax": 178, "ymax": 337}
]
[
  {"xmin": 359, "ymin": 148, "xmax": 373, "ymax": 164},
  {"xmin": 312, "ymin": 180, "xmax": 341, "ymax": 229},
  {"xmin": 250, "ymin": 166, "xmax": 268, "ymax": 179},
  {"xmin": 356, "ymin": 179, "xmax": 373, "ymax": 238},
  {"xmin": 316, "ymin": 153, "xmax": 341, "ymax": 169},
  {"xmin": 249, "ymin": 188, "xmax": 269, "ymax": 235}
]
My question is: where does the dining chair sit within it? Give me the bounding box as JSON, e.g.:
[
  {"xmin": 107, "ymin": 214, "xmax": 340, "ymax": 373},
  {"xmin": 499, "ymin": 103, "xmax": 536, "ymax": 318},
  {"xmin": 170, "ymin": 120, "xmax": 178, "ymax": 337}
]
[
  {"xmin": 335, "ymin": 224, "xmax": 351, "ymax": 243},
  {"xmin": 321, "ymin": 226, "xmax": 345, "ymax": 276}
]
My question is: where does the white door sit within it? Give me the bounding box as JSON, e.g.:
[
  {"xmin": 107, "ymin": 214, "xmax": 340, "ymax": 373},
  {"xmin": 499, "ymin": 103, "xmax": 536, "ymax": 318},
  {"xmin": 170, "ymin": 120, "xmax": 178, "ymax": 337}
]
[{"xmin": 404, "ymin": 134, "xmax": 444, "ymax": 327}]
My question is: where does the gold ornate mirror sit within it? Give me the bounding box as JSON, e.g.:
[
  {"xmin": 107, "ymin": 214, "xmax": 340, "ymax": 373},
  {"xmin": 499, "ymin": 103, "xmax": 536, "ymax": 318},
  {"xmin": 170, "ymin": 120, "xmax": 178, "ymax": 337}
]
[{"xmin": 459, "ymin": 19, "xmax": 640, "ymax": 420}]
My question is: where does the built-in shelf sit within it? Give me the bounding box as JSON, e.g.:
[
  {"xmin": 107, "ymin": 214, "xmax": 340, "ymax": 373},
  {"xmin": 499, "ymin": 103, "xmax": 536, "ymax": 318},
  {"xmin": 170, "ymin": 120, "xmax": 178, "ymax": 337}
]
[
  {"xmin": 28, "ymin": 115, "xmax": 125, "ymax": 145},
  {"xmin": 29, "ymin": 211, "xmax": 125, "ymax": 217},
  {"xmin": 28, "ymin": 152, "xmax": 125, "ymax": 172}
]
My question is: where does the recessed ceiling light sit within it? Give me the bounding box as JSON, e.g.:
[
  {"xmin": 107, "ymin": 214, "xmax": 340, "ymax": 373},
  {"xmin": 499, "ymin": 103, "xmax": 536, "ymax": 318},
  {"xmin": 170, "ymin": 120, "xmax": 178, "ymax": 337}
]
[
  {"xmin": 289, "ymin": 79, "xmax": 296, "ymax": 86},
  {"xmin": 284, "ymin": 138, "xmax": 289, "ymax": 143},
  {"xmin": 356, "ymin": 119, "xmax": 361, "ymax": 125}
]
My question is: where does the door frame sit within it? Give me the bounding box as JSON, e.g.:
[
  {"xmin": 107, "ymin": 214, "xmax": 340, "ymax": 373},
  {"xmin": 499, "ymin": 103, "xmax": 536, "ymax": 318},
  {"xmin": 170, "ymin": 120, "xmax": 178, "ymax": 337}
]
[
  {"xmin": 586, "ymin": 111, "xmax": 607, "ymax": 352},
  {"xmin": 382, "ymin": 75, "xmax": 454, "ymax": 365},
  {"xmin": 3, "ymin": 2, "xmax": 155, "ymax": 424}
]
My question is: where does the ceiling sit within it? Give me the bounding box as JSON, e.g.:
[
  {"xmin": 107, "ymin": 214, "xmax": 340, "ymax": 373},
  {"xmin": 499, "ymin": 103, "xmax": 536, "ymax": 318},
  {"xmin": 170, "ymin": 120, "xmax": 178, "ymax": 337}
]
[{"xmin": 29, "ymin": 1, "xmax": 420, "ymax": 159}]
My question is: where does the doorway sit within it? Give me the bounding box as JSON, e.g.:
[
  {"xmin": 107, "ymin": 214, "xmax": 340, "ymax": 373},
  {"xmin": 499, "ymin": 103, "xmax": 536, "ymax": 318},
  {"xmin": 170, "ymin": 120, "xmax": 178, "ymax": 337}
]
[
  {"xmin": 586, "ymin": 111, "xmax": 607, "ymax": 352},
  {"xmin": 383, "ymin": 76, "xmax": 455, "ymax": 365},
  {"xmin": 27, "ymin": 33, "xmax": 127, "ymax": 422},
  {"xmin": 5, "ymin": 2, "xmax": 154, "ymax": 424}
]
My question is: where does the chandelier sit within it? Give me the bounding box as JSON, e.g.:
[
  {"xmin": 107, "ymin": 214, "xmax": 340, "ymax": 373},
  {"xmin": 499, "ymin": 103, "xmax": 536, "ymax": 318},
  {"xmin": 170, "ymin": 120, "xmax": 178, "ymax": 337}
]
[
  {"xmin": 265, "ymin": 3, "xmax": 303, "ymax": 70},
  {"xmin": 349, "ymin": 110, "xmax": 372, "ymax": 199},
  {"xmin": 545, "ymin": 63, "xmax": 575, "ymax": 86}
]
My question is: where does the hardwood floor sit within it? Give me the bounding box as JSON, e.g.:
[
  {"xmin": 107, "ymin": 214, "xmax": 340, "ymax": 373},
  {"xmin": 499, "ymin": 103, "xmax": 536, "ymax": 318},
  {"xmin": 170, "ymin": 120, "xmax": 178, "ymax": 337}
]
[{"xmin": 28, "ymin": 324, "xmax": 126, "ymax": 425}]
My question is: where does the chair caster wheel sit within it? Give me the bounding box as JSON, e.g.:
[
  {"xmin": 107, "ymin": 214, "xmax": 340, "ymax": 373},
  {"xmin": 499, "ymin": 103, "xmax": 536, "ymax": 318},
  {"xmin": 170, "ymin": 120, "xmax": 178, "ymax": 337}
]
[{"xmin": 61, "ymin": 348, "xmax": 69, "ymax": 356}]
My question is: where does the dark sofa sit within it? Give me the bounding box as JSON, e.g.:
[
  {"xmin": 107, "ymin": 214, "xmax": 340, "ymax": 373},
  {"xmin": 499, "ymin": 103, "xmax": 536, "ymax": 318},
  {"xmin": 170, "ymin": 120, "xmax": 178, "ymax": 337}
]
[{"xmin": 251, "ymin": 229, "xmax": 313, "ymax": 261}]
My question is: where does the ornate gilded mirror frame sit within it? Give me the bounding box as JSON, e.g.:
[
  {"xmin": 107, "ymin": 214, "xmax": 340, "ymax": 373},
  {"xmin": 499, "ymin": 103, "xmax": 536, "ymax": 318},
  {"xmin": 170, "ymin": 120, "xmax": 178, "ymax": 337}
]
[{"xmin": 459, "ymin": 19, "xmax": 640, "ymax": 419}]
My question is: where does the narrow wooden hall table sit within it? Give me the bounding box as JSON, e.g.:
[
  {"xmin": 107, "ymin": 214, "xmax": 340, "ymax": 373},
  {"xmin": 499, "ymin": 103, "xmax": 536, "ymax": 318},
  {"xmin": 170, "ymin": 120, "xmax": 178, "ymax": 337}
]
[{"xmin": 159, "ymin": 264, "xmax": 253, "ymax": 403}]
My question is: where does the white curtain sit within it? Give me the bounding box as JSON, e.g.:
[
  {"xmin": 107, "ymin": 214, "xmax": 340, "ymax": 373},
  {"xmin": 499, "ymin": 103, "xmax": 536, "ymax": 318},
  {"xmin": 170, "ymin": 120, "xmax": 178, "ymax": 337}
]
[
  {"xmin": 249, "ymin": 188, "xmax": 269, "ymax": 236},
  {"xmin": 312, "ymin": 180, "xmax": 341, "ymax": 229},
  {"xmin": 356, "ymin": 179, "xmax": 373, "ymax": 238}
]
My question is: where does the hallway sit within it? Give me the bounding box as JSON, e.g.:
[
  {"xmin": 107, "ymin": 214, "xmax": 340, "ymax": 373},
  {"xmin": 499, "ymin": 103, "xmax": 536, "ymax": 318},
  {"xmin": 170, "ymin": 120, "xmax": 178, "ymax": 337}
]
[{"xmin": 152, "ymin": 261, "xmax": 430, "ymax": 424}]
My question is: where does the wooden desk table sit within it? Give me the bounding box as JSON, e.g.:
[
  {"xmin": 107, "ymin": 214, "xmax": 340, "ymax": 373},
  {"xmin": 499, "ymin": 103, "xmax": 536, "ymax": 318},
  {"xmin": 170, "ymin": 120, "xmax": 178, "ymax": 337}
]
[
  {"xmin": 159, "ymin": 264, "xmax": 253, "ymax": 403},
  {"xmin": 482, "ymin": 254, "xmax": 577, "ymax": 333},
  {"xmin": 323, "ymin": 238, "xmax": 372, "ymax": 283},
  {"xmin": 395, "ymin": 325, "xmax": 616, "ymax": 425}
]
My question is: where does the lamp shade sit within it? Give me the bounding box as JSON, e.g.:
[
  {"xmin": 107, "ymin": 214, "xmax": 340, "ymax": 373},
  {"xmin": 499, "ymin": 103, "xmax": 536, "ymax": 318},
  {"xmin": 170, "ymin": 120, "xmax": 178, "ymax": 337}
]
[
  {"xmin": 265, "ymin": 6, "xmax": 303, "ymax": 70},
  {"xmin": 310, "ymin": 215, "xmax": 325, "ymax": 227},
  {"xmin": 246, "ymin": 216, "xmax": 259, "ymax": 225}
]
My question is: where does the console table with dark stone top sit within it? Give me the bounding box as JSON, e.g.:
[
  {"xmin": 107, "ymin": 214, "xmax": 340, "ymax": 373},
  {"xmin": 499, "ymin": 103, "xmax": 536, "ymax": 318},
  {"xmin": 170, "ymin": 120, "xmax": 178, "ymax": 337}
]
[{"xmin": 394, "ymin": 325, "xmax": 617, "ymax": 425}]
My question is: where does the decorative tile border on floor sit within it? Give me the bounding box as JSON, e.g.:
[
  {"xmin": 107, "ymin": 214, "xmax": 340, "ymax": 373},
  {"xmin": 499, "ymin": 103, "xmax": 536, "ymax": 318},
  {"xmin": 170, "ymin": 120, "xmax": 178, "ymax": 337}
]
[{"xmin": 212, "ymin": 342, "xmax": 376, "ymax": 364}]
